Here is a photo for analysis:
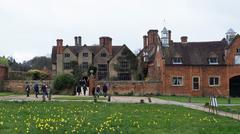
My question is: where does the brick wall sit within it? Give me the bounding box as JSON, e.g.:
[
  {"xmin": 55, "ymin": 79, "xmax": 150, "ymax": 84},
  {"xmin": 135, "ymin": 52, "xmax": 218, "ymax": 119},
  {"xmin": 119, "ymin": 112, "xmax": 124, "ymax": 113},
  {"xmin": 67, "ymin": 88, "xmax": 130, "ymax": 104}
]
[
  {"xmin": 95, "ymin": 81, "xmax": 162, "ymax": 96},
  {"xmin": 163, "ymin": 65, "xmax": 240, "ymax": 97},
  {"xmin": 3, "ymin": 80, "xmax": 52, "ymax": 93},
  {"xmin": 0, "ymin": 65, "xmax": 8, "ymax": 80}
]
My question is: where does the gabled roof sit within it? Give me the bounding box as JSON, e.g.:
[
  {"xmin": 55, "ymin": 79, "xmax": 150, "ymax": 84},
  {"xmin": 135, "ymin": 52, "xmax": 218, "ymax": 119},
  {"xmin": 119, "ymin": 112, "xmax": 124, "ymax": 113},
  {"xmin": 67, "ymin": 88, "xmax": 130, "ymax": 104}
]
[
  {"xmin": 164, "ymin": 40, "xmax": 228, "ymax": 65},
  {"xmin": 52, "ymin": 44, "xmax": 124, "ymax": 64}
]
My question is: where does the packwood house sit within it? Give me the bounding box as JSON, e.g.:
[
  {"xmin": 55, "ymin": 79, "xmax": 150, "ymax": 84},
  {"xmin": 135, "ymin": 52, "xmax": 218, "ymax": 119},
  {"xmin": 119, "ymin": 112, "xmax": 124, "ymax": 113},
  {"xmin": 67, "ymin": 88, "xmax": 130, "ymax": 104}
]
[{"xmin": 51, "ymin": 28, "xmax": 240, "ymax": 97}]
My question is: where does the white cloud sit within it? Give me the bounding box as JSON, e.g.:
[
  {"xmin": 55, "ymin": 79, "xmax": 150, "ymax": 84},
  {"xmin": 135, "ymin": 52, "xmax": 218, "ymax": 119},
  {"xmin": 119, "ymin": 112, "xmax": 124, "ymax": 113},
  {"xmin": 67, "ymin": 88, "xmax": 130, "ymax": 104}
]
[{"xmin": 0, "ymin": 0, "xmax": 239, "ymax": 62}]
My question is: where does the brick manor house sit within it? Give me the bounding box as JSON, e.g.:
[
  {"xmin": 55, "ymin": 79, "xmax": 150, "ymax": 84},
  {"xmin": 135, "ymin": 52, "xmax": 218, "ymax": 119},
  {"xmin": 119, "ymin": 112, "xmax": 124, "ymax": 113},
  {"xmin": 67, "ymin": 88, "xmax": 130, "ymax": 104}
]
[
  {"xmin": 139, "ymin": 28, "xmax": 240, "ymax": 97},
  {"xmin": 52, "ymin": 36, "xmax": 136, "ymax": 81}
]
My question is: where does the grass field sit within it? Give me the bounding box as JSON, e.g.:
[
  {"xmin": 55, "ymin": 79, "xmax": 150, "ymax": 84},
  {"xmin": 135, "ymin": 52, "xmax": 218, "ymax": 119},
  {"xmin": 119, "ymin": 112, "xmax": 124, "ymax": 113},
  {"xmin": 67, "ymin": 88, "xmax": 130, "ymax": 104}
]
[
  {"xmin": 157, "ymin": 96, "xmax": 240, "ymax": 104},
  {"xmin": 0, "ymin": 101, "xmax": 239, "ymax": 134},
  {"xmin": 0, "ymin": 92, "xmax": 16, "ymax": 96},
  {"xmin": 218, "ymin": 106, "xmax": 240, "ymax": 114}
]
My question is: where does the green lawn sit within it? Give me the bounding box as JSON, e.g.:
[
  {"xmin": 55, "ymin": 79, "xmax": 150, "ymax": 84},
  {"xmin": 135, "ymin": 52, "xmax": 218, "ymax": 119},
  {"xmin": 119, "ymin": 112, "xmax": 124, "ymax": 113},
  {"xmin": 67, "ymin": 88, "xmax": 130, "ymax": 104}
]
[
  {"xmin": 218, "ymin": 106, "xmax": 240, "ymax": 114},
  {"xmin": 157, "ymin": 96, "xmax": 240, "ymax": 104},
  {"xmin": 0, "ymin": 92, "xmax": 16, "ymax": 96},
  {"xmin": 0, "ymin": 101, "xmax": 239, "ymax": 134},
  {"xmin": 53, "ymin": 96, "xmax": 107, "ymax": 101}
]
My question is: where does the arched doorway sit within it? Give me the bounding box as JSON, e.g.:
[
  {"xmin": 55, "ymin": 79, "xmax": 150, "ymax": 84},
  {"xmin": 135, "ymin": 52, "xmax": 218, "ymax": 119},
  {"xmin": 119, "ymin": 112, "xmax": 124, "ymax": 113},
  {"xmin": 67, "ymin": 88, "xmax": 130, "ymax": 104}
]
[{"xmin": 230, "ymin": 76, "xmax": 240, "ymax": 97}]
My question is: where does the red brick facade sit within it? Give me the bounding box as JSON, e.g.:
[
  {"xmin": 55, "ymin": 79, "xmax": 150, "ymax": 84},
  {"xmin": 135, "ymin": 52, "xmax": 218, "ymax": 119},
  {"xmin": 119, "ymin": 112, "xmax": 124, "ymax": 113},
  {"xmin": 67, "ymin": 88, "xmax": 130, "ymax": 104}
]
[
  {"xmin": 141, "ymin": 29, "xmax": 240, "ymax": 97},
  {"xmin": 0, "ymin": 65, "xmax": 8, "ymax": 80}
]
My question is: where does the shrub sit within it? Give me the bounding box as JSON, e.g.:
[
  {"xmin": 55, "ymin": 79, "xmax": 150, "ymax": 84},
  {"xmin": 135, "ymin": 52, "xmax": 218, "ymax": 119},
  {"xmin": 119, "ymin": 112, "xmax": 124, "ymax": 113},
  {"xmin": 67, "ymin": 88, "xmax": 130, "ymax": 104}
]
[
  {"xmin": 27, "ymin": 69, "xmax": 49, "ymax": 80},
  {"xmin": 53, "ymin": 74, "xmax": 76, "ymax": 91}
]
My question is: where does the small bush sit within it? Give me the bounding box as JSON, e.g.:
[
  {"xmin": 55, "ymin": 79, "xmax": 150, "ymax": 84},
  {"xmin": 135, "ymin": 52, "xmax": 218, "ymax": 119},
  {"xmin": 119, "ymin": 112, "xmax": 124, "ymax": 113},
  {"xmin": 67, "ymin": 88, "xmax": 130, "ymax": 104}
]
[
  {"xmin": 53, "ymin": 74, "xmax": 76, "ymax": 91},
  {"xmin": 27, "ymin": 69, "xmax": 49, "ymax": 80}
]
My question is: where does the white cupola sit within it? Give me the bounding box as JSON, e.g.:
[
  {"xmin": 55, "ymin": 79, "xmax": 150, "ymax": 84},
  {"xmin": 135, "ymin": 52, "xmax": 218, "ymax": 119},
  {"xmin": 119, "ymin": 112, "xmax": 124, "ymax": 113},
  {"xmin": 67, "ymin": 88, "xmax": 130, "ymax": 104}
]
[
  {"xmin": 226, "ymin": 28, "xmax": 237, "ymax": 44},
  {"xmin": 161, "ymin": 27, "xmax": 169, "ymax": 47}
]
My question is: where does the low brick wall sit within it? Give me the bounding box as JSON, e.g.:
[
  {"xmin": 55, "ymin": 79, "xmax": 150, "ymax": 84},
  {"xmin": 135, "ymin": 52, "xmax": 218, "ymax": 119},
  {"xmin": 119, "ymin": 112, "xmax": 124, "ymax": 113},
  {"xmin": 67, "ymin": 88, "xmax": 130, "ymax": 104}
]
[
  {"xmin": 0, "ymin": 65, "xmax": 8, "ymax": 80},
  {"xmin": 2, "ymin": 80, "xmax": 161, "ymax": 96},
  {"xmin": 96, "ymin": 81, "xmax": 162, "ymax": 96},
  {"xmin": 3, "ymin": 80, "xmax": 52, "ymax": 93}
]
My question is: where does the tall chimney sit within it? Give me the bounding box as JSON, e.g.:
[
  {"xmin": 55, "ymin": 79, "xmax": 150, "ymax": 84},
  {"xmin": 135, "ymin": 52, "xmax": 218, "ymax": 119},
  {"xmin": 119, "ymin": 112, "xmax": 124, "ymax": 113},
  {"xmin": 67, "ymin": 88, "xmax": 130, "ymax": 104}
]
[
  {"xmin": 147, "ymin": 30, "xmax": 158, "ymax": 49},
  {"xmin": 143, "ymin": 35, "xmax": 148, "ymax": 48},
  {"xmin": 168, "ymin": 30, "xmax": 171, "ymax": 43},
  {"xmin": 99, "ymin": 36, "xmax": 112, "ymax": 56},
  {"xmin": 74, "ymin": 36, "xmax": 78, "ymax": 45},
  {"xmin": 56, "ymin": 39, "xmax": 63, "ymax": 54},
  {"xmin": 181, "ymin": 36, "xmax": 188, "ymax": 43},
  {"xmin": 74, "ymin": 36, "xmax": 82, "ymax": 46}
]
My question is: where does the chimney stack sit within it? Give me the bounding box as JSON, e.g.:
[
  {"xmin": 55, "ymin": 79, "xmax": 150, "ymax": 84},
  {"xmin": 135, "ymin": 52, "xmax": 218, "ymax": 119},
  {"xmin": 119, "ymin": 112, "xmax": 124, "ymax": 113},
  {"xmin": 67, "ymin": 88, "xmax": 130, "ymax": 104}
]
[
  {"xmin": 74, "ymin": 36, "xmax": 82, "ymax": 46},
  {"xmin": 143, "ymin": 35, "xmax": 148, "ymax": 48},
  {"xmin": 56, "ymin": 39, "xmax": 63, "ymax": 54},
  {"xmin": 99, "ymin": 36, "xmax": 112, "ymax": 56},
  {"xmin": 181, "ymin": 36, "xmax": 188, "ymax": 43},
  {"xmin": 168, "ymin": 30, "xmax": 172, "ymax": 43},
  {"xmin": 147, "ymin": 30, "xmax": 159, "ymax": 49}
]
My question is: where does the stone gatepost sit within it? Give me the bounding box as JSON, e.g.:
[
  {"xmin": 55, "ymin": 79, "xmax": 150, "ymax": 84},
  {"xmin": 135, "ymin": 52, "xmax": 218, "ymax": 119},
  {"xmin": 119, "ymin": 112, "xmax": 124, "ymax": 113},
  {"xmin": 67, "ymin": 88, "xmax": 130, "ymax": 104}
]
[{"xmin": 89, "ymin": 75, "xmax": 96, "ymax": 96}]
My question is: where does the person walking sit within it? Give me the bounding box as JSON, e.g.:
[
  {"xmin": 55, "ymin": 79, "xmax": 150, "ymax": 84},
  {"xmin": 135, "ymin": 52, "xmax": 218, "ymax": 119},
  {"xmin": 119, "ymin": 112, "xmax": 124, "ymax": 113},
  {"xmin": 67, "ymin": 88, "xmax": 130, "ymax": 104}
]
[
  {"xmin": 96, "ymin": 85, "xmax": 101, "ymax": 98},
  {"xmin": 102, "ymin": 83, "xmax": 108, "ymax": 97},
  {"xmin": 25, "ymin": 82, "xmax": 30, "ymax": 97},
  {"xmin": 41, "ymin": 83, "xmax": 48, "ymax": 100},
  {"xmin": 76, "ymin": 82, "xmax": 81, "ymax": 96},
  {"xmin": 83, "ymin": 84, "xmax": 87, "ymax": 96},
  {"xmin": 33, "ymin": 82, "xmax": 39, "ymax": 98}
]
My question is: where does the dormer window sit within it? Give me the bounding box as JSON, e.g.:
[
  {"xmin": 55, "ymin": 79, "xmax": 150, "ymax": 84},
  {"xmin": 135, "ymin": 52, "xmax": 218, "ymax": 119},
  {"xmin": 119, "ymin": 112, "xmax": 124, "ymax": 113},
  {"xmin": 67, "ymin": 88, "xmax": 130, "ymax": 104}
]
[
  {"xmin": 237, "ymin": 48, "xmax": 240, "ymax": 55},
  {"xmin": 172, "ymin": 57, "xmax": 183, "ymax": 64},
  {"xmin": 101, "ymin": 53, "xmax": 107, "ymax": 57},
  {"xmin": 64, "ymin": 53, "xmax": 70, "ymax": 58},
  {"xmin": 208, "ymin": 57, "xmax": 218, "ymax": 65}
]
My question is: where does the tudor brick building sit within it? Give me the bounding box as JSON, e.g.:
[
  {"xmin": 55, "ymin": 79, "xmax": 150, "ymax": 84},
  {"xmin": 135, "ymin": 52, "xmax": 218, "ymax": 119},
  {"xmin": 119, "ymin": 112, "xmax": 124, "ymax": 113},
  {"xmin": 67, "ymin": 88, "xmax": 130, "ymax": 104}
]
[
  {"xmin": 140, "ymin": 28, "xmax": 240, "ymax": 97},
  {"xmin": 52, "ymin": 36, "xmax": 136, "ymax": 81}
]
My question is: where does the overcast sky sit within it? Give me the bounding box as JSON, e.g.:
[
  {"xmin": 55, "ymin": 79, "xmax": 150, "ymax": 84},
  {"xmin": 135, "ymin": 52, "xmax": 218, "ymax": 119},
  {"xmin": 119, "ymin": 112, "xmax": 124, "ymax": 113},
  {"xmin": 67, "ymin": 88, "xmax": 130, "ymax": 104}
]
[{"xmin": 0, "ymin": 0, "xmax": 239, "ymax": 62}]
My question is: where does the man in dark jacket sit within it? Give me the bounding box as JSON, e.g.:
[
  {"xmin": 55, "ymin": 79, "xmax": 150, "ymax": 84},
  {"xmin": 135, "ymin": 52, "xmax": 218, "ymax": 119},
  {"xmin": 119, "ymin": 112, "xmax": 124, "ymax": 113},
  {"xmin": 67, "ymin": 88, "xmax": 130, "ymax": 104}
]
[
  {"xmin": 25, "ymin": 82, "xmax": 30, "ymax": 97},
  {"xmin": 33, "ymin": 82, "xmax": 39, "ymax": 98}
]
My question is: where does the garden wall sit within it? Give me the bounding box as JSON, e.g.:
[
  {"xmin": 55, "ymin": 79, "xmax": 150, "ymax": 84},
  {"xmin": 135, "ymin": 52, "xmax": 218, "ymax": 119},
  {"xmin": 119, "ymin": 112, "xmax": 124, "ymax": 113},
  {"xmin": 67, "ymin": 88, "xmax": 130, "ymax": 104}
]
[
  {"xmin": 2, "ymin": 80, "xmax": 162, "ymax": 96},
  {"xmin": 95, "ymin": 81, "xmax": 162, "ymax": 96},
  {"xmin": 3, "ymin": 80, "xmax": 52, "ymax": 93}
]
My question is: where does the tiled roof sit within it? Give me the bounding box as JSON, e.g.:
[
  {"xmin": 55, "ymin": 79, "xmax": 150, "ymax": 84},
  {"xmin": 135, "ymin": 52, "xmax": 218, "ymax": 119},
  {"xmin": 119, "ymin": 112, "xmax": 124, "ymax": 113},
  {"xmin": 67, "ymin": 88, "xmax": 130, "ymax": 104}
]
[
  {"xmin": 164, "ymin": 40, "xmax": 228, "ymax": 65},
  {"xmin": 52, "ymin": 45, "xmax": 123, "ymax": 64}
]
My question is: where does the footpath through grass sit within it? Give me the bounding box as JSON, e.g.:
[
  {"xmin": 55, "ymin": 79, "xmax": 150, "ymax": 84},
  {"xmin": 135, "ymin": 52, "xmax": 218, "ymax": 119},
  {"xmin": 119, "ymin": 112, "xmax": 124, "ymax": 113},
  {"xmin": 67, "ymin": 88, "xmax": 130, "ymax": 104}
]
[
  {"xmin": 0, "ymin": 101, "xmax": 240, "ymax": 134},
  {"xmin": 157, "ymin": 96, "xmax": 240, "ymax": 104}
]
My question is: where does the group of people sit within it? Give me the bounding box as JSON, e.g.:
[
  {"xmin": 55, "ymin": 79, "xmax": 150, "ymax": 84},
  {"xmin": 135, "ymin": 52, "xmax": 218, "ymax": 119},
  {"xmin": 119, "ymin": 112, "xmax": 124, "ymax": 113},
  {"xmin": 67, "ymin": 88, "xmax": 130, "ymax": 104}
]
[
  {"xmin": 92, "ymin": 83, "xmax": 109, "ymax": 97},
  {"xmin": 25, "ymin": 82, "xmax": 50, "ymax": 98},
  {"xmin": 75, "ymin": 79, "xmax": 88, "ymax": 96}
]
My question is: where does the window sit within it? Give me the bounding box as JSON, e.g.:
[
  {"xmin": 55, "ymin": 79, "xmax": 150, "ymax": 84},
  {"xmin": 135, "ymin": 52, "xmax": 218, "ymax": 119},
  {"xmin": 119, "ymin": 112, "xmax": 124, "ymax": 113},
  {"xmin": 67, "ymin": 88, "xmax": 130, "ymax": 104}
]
[
  {"xmin": 64, "ymin": 53, "xmax": 70, "ymax": 58},
  {"xmin": 82, "ymin": 62, "xmax": 88, "ymax": 70},
  {"xmin": 235, "ymin": 56, "xmax": 240, "ymax": 64},
  {"xmin": 83, "ymin": 53, "xmax": 88, "ymax": 57},
  {"xmin": 101, "ymin": 53, "xmax": 107, "ymax": 57},
  {"xmin": 237, "ymin": 48, "xmax": 240, "ymax": 55},
  {"xmin": 119, "ymin": 60, "xmax": 129, "ymax": 71},
  {"xmin": 208, "ymin": 57, "xmax": 218, "ymax": 65},
  {"xmin": 64, "ymin": 63, "xmax": 71, "ymax": 69},
  {"xmin": 98, "ymin": 64, "xmax": 107, "ymax": 80},
  {"xmin": 118, "ymin": 73, "xmax": 131, "ymax": 80},
  {"xmin": 172, "ymin": 76, "xmax": 183, "ymax": 86},
  {"xmin": 172, "ymin": 57, "xmax": 183, "ymax": 64},
  {"xmin": 118, "ymin": 60, "xmax": 131, "ymax": 80},
  {"xmin": 209, "ymin": 77, "xmax": 220, "ymax": 86},
  {"xmin": 162, "ymin": 33, "xmax": 167, "ymax": 38},
  {"xmin": 192, "ymin": 77, "xmax": 200, "ymax": 90}
]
